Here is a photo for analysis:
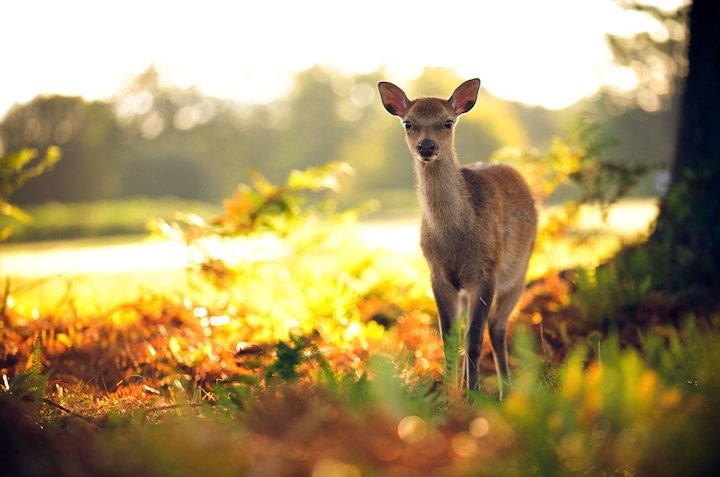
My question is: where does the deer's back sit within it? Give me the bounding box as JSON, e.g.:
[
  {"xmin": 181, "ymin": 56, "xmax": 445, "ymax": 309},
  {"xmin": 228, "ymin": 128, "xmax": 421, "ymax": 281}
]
[{"xmin": 461, "ymin": 163, "xmax": 535, "ymax": 220}]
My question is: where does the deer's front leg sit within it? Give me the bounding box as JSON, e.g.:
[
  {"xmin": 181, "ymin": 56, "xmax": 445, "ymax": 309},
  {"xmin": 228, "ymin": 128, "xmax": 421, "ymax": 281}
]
[
  {"xmin": 465, "ymin": 283, "xmax": 495, "ymax": 391},
  {"xmin": 430, "ymin": 273, "xmax": 459, "ymax": 348}
]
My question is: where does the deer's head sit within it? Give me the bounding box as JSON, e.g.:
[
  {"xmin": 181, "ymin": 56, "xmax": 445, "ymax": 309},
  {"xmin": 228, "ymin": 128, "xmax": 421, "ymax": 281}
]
[{"xmin": 378, "ymin": 79, "xmax": 480, "ymax": 163}]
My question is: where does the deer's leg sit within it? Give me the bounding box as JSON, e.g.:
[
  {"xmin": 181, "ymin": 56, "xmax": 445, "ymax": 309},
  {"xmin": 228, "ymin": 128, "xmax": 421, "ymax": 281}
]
[
  {"xmin": 465, "ymin": 283, "xmax": 495, "ymax": 391},
  {"xmin": 430, "ymin": 274, "xmax": 459, "ymax": 344},
  {"xmin": 489, "ymin": 281, "xmax": 524, "ymax": 399}
]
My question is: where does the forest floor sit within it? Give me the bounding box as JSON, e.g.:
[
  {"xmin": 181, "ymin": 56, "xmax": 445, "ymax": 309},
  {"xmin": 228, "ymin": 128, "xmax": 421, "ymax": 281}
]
[{"xmin": 2, "ymin": 199, "xmax": 719, "ymax": 477}]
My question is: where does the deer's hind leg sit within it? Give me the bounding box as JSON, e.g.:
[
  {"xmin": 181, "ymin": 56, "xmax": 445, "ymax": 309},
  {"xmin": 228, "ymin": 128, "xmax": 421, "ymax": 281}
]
[{"xmin": 488, "ymin": 281, "xmax": 525, "ymax": 399}]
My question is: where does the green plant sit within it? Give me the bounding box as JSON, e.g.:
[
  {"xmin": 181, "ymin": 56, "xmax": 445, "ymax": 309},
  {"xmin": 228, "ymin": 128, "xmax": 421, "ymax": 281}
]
[
  {"xmin": 156, "ymin": 161, "xmax": 371, "ymax": 290},
  {"xmin": 2, "ymin": 340, "xmax": 49, "ymax": 412},
  {"xmin": 159, "ymin": 161, "xmax": 356, "ymax": 242},
  {"xmin": 442, "ymin": 315, "xmax": 466, "ymax": 403},
  {"xmin": 497, "ymin": 321, "xmax": 720, "ymax": 476},
  {"xmin": 264, "ymin": 333, "xmax": 316, "ymax": 383},
  {"xmin": 572, "ymin": 259, "xmax": 653, "ymax": 325},
  {"xmin": 0, "ymin": 146, "xmax": 61, "ymax": 240},
  {"xmin": 569, "ymin": 115, "xmax": 649, "ymax": 212}
]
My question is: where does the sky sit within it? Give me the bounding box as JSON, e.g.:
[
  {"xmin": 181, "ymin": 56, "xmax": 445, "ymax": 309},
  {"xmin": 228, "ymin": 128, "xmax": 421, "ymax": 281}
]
[{"xmin": 0, "ymin": 0, "xmax": 682, "ymax": 118}]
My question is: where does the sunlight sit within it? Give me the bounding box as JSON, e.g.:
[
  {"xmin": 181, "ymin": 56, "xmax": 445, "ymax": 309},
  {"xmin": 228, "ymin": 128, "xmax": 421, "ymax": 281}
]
[
  {"xmin": 0, "ymin": 0, "xmax": 688, "ymax": 116},
  {"xmin": 602, "ymin": 65, "xmax": 640, "ymax": 93},
  {"xmin": 397, "ymin": 415, "xmax": 429, "ymax": 444},
  {"xmin": 2, "ymin": 2, "xmax": 716, "ymax": 474},
  {"xmin": 469, "ymin": 417, "xmax": 490, "ymax": 438}
]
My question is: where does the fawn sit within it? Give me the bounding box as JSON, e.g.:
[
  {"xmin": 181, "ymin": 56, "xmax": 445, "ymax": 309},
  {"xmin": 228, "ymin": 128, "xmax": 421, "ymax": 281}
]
[{"xmin": 378, "ymin": 78, "xmax": 537, "ymax": 397}]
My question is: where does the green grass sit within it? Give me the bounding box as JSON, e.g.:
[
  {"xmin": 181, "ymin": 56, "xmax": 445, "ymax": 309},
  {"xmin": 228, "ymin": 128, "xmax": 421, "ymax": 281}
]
[{"xmin": 0, "ymin": 197, "xmax": 222, "ymax": 242}]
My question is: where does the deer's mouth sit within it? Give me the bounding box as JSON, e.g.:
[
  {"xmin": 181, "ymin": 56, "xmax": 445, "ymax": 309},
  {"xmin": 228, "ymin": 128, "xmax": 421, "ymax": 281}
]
[
  {"xmin": 416, "ymin": 139, "xmax": 438, "ymax": 161},
  {"xmin": 416, "ymin": 153, "xmax": 439, "ymax": 163}
]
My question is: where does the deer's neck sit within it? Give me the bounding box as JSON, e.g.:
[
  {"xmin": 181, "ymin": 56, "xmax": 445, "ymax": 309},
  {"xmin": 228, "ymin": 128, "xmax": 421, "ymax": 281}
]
[{"xmin": 415, "ymin": 154, "xmax": 469, "ymax": 231}]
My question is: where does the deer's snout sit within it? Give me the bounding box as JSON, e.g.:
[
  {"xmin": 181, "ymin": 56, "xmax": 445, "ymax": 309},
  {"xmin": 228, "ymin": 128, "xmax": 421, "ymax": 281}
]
[{"xmin": 417, "ymin": 139, "xmax": 437, "ymax": 159}]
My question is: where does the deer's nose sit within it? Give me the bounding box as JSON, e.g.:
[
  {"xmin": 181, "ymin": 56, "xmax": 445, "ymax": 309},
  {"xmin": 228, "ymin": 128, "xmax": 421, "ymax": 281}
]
[{"xmin": 417, "ymin": 139, "xmax": 437, "ymax": 158}]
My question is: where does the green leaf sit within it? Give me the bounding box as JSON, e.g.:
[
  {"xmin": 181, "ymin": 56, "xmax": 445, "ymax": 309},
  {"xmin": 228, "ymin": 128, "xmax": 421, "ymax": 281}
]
[
  {"xmin": 287, "ymin": 161, "xmax": 354, "ymax": 192},
  {"xmin": 8, "ymin": 341, "xmax": 49, "ymax": 408},
  {"xmin": 1, "ymin": 147, "xmax": 62, "ymax": 240}
]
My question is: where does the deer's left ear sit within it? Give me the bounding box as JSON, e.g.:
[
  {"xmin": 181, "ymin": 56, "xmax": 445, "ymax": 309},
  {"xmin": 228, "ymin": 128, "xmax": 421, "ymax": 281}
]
[{"xmin": 449, "ymin": 78, "xmax": 481, "ymax": 115}]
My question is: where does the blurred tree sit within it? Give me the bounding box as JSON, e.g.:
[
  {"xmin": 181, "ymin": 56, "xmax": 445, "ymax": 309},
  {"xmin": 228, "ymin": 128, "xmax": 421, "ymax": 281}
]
[
  {"xmin": 645, "ymin": 0, "xmax": 720, "ymax": 296},
  {"xmin": 595, "ymin": 1, "xmax": 689, "ymax": 194},
  {"xmin": 602, "ymin": 0, "xmax": 719, "ymax": 304},
  {"xmin": 121, "ymin": 155, "xmax": 214, "ymax": 200},
  {"xmin": 600, "ymin": 99, "xmax": 679, "ymax": 195},
  {"xmin": 0, "ymin": 66, "xmax": 569, "ymax": 208},
  {"xmin": 270, "ymin": 67, "xmax": 352, "ymax": 176},
  {"xmin": 605, "ymin": 0, "xmax": 688, "ymax": 113},
  {"xmin": 0, "ymin": 97, "xmax": 121, "ymax": 202},
  {"xmin": 113, "ymin": 66, "xmax": 244, "ymax": 200}
]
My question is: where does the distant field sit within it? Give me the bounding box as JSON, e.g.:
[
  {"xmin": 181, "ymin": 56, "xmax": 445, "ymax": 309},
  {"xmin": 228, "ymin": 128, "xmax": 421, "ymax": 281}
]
[
  {"xmin": 0, "ymin": 199, "xmax": 658, "ymax": 310},
  {"xmin": 0, "ymin": 198, "xmax": 222, "ymax": 242}
]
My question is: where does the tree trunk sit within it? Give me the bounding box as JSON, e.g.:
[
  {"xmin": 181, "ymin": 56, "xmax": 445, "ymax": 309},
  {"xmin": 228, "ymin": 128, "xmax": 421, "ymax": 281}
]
[{"xmin": 649, "ymin": 0, "xmax": 720, "ymax": 297}]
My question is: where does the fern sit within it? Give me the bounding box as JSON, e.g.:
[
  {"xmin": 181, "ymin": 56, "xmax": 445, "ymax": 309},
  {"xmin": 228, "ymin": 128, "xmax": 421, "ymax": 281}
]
[
  {"xmin": 264, "ymin": 334, "xmax": 315, "ymax": 383},
  {"xmin": 8, "ymin": 340, "xmax": 49, "ymax": 408},
  {"xmin": 442, "ymin": 314, "xmax": 466, "ymax": 404}
]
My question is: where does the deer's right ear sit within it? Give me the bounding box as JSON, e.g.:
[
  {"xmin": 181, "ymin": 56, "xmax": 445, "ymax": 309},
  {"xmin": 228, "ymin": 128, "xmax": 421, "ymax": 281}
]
[
  {"xmin": 378, "ymin": 82, "xmax": 410, "ymax": 117},
  {"xmin": 449, "ymin": 78, "xmax": 481, "ymax": 115}
]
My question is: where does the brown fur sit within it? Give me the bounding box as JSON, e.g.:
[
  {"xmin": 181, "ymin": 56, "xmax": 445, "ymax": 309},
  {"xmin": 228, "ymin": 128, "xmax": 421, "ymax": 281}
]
[{"xmin": 378, "ymin": 79, "xmax": 537, "ymax": 397}]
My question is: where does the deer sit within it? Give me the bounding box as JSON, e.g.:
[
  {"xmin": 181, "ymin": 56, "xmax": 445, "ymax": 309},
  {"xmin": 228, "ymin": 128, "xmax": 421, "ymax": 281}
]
[{"xmin": 377, "ymin": 78, "xmax": 537, "ymax": 398}]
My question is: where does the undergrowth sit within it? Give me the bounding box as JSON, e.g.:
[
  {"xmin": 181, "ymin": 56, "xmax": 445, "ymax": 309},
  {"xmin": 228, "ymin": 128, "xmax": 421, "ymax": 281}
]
[
  {"xmin": 2, "ymin": 155, "xmax": 717, "ymax": 476},
  {"xmin": 2, "ymin": 309, "xmax": 718, "ymax": 476}
]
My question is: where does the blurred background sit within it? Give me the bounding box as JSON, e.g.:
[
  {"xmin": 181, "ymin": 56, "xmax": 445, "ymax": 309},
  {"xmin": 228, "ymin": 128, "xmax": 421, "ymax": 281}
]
[{"xmin": 0, "ymin": 0, "xmax": 687, "ymax": 242}]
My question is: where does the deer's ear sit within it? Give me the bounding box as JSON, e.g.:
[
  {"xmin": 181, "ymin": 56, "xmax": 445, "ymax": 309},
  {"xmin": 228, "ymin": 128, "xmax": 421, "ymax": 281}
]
[
  {"xmin": 378, "ymin": 82, "xmax": 410, "ymax": 117},
  {"xmin": 449, "ymin": 78, "xmax": 481, "ymax": 115}
]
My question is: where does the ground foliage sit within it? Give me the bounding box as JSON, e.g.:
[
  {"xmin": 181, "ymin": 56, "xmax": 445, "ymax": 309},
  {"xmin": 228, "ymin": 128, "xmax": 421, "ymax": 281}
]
[
  {"xmin": 2, "ymin": 155, "xmax": 719, "ymax": 476},
  {"xmin": 0, "ymin": 146, "xmax": 61, "ymax": 240}
]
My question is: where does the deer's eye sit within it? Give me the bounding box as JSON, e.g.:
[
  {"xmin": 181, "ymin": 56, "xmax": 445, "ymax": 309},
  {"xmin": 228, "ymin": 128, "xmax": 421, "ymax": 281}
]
[
  {"xmin": 445, "ymin": 120, "xmax": 454, "ymax": 129},
  {"xmin": 403, "ymin": 121, "xmax": 412, "ymax": 130}
]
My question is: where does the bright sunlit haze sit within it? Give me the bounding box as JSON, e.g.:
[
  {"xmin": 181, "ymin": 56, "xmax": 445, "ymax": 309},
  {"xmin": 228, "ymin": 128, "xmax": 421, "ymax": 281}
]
[
  {"xmin": 0, "ymin": 0, "xmax": 685, "ymax": 118},
  {"xmin": 4, "ymin": 1, "xmax": 720, "ymax": 473}
]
